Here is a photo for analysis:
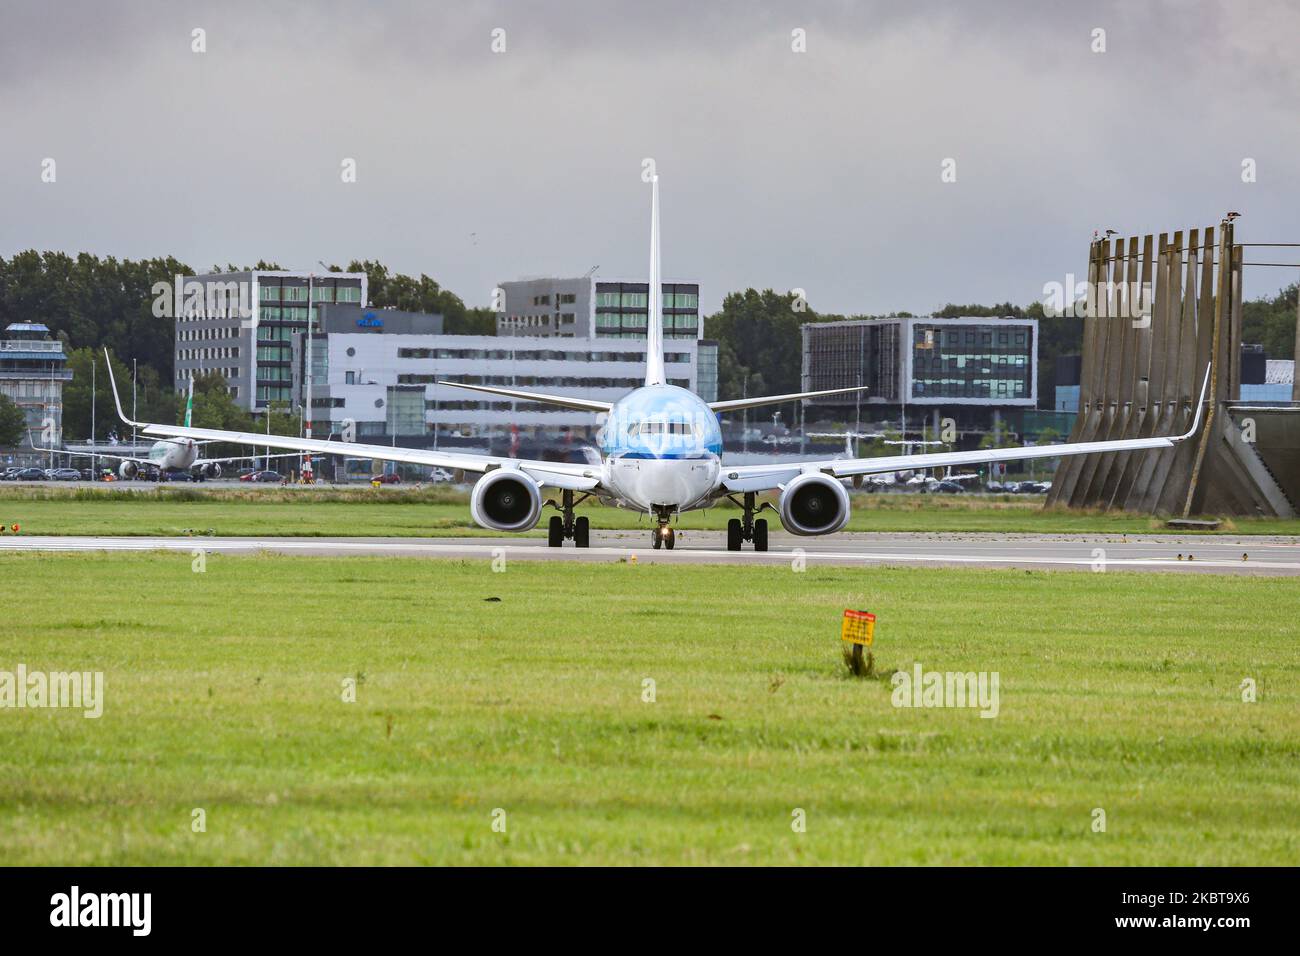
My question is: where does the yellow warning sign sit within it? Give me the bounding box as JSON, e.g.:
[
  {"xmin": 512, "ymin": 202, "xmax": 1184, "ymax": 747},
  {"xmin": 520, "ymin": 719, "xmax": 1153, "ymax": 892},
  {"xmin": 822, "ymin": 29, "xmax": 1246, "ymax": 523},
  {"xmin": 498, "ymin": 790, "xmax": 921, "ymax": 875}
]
[{"xmin": 841, "ymin": 609, "xmax": 876, "ymax": 647}]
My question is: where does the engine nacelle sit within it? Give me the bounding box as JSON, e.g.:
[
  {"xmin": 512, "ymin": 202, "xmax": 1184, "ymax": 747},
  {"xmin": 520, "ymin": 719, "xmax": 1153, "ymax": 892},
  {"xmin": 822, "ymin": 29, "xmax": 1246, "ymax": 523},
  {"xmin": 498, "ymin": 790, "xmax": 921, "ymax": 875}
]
[
  {"xmin": 201, "ymin": 463, "xmax": 222, "ymax": 479},
  {"xmin": 778, "ymin": 472, "xmax": 851, "ymax": 536},
  {"xmin": 469, "ymin": 469, "xmax": 542, "ymax": 533},
  {"xmin": 119, "ymin": 461, "xmax": 139, "ymax": 480}
]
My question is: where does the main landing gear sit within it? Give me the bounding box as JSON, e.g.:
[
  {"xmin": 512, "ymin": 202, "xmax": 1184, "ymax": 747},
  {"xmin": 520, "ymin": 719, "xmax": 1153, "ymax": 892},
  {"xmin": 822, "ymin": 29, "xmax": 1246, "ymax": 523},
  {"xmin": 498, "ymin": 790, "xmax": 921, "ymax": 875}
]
[
  {"xmin": 725, "ymin": 491, "xmax": 770, "ymax": 552},
  {"xmin": 651, "ymin": 507, "xmax": 676, "ymax": 550},
  {"xmin": 546, "ymin": 489, "xmax": 591, "ymax": 548}
]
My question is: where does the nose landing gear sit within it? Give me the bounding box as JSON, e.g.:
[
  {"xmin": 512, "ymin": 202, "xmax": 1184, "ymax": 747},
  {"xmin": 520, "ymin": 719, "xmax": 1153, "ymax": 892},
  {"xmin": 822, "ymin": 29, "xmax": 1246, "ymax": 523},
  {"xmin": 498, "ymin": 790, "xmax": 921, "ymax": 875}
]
[
  {"xmin": 545, "ymin": 489, "xmax": 591, "ymax": 547},
  {"xmin": 651, "ymin": 507, "xmax": 676, "ymax": 550},
  {"xmin": 725, "ymin": 491, "xmax": 770, "ymax": 552}
]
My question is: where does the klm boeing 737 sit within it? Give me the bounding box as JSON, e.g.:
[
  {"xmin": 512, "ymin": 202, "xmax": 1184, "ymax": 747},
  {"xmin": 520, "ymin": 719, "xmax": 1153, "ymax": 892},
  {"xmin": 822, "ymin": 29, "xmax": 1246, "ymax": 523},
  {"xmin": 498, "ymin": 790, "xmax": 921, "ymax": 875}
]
[{"xmin": 105, "ymin": 177, "xmax": 1208, "ymax": 550}]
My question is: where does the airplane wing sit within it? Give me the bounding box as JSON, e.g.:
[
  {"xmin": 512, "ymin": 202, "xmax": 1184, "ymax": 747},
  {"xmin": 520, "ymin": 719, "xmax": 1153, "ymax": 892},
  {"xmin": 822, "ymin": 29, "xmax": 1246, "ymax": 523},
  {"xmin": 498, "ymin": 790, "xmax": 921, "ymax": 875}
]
[
  {"xmin": 30, "ymin": 444, "xmax": 298, "ymax": 468},
  {"xmin": 132, "ymin": 424, "xmax": 601, "ymax": 490},
  {"xmin": 34, "ymin": 448, "xmax": 152, "ymax": 466},
  {"xmin": 193, "ymin": 452, "xmax": 302, "ymax": 467},
  {"xmin": 709, "ymin": 386, "xmax": 870, "ymax": 413},
  {"xmin": 720, "ymin": 368, "xmax": 1209, "ymax": 493},
  {"xmin": 437, "ymin": 380, "xmax": 612, "ymax": 412},
  {"xmin": 102, "ymin": 351, "xmax": 602, "ymax": 491}
]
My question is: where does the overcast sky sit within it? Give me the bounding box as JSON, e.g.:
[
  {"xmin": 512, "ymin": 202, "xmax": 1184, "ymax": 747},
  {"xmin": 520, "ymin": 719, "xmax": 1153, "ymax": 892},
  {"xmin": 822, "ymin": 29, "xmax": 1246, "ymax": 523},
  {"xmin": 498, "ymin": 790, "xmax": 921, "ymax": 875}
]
[{"xmin": 2, "ymin": 0, "xmax": 1297, "ymax": 315}]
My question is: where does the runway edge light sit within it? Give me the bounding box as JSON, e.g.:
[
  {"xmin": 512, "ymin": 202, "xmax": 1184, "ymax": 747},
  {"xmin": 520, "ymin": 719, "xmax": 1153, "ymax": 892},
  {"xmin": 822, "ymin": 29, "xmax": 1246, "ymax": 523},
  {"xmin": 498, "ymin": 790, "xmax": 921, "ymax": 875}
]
[{"xmin": 841, "ymin": 609, "xmax": 876, "ymax": 677}]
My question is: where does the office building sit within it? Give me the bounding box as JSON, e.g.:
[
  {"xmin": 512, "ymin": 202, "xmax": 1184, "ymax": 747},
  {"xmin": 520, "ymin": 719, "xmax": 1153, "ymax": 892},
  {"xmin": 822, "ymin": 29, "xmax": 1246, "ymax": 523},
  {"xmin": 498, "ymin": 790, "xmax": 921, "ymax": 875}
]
[
  {"xmin": 497, "ymin": 276, "xmax": 701, "ymax": 341},
  {"xmin": 173, "ymin": 270, "xmax": 367, "ymax": 412},
  {"xmin": 803, "ymin": 316, "xmax": 1038, "ymax": 419}
]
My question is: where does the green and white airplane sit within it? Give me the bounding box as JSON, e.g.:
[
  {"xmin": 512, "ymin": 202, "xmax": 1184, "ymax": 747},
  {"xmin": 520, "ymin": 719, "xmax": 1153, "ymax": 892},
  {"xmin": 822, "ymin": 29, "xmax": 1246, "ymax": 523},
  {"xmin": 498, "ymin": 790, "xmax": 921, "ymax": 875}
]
[{"xmin": 67, "ymin": 379, "xmax": 292, "ymax": 479}]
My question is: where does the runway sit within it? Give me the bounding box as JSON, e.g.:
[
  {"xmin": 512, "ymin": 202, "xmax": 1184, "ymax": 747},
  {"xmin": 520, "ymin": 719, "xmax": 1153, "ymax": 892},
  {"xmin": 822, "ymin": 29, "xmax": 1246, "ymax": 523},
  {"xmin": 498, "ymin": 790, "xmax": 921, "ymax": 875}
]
[{"xmin": 2, "ymin": 530, "xmax": 1298, "ymax": 575}]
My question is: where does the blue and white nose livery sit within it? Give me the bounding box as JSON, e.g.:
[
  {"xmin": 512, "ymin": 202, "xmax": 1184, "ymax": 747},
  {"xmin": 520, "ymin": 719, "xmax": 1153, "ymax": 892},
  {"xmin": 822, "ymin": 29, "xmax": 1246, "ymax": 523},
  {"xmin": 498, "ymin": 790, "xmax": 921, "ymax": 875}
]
[{"xmin": 601, "ymin": 384, "xmax": 722, "ymax": 511}]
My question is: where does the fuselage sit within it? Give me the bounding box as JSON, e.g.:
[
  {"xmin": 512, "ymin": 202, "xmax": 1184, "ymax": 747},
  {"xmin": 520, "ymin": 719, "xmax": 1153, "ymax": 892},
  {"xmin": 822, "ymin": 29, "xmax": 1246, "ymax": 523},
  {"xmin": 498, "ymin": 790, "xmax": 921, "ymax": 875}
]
[
  {"xmin": 147, "ymin": 439, "xmax": 198, "ymax": 471},
  {"xmin": 597, "ymin": 384, "xmax": 722, "ymax": 512}
]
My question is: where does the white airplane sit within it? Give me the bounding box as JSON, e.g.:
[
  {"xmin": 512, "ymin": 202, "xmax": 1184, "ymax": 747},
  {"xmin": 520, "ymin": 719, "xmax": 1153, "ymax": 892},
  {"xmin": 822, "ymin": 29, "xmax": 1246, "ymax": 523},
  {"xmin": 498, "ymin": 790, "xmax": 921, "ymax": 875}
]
[
  {"xmin": 73, "ymin": 379, "xmax": 293, "ymax": 479},
  {"xmin": 104, "ymin": 176, "xmax": 1209, "ymax": 551}
]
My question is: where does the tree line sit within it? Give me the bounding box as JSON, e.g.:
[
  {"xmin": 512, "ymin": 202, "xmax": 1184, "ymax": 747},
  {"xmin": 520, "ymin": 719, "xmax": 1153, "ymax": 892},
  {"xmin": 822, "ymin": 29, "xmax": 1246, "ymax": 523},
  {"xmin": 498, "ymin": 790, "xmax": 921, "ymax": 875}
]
[{"xmin": 0, "ymin": 248, "xmax": 1294, "ymax": 445}]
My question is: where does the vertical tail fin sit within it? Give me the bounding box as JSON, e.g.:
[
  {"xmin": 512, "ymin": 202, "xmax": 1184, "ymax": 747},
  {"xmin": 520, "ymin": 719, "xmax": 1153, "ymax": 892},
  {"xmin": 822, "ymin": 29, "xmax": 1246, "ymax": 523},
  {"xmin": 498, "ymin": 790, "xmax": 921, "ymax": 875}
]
[
  {"xmin": 184, "ymin": 377, "xmax": 194, "ymax": 428},
  {"xmin": 644, "ymin": 175, "xmax": 666, "ymax": 386}
]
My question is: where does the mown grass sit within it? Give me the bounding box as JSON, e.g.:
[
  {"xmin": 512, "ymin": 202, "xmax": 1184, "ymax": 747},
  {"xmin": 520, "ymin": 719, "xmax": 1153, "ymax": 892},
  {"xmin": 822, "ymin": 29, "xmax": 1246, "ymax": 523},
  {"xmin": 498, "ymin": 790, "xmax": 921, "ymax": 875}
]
[
  {"xmin": 0, "ymin": 552, "xmax": 1296, "ymax": 865},
  {"xmin": 1, "ymin": 485, "xmax": 1297, "ymax": 537}
]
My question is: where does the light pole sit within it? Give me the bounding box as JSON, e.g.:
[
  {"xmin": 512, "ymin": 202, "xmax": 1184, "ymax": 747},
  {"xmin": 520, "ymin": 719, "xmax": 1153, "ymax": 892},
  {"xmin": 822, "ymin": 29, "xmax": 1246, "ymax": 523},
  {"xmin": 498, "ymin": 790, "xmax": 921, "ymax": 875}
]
[
  {"xmin": 131, "ymin": 358, "xmax": 137, "ymax": 450},
  {"xmin": 302, "ymin": 273, "xmax": 314, "ymax": 483},
  {"xmin": 90, "ymin": 355, "xmax": 96, "ymax": 476}
]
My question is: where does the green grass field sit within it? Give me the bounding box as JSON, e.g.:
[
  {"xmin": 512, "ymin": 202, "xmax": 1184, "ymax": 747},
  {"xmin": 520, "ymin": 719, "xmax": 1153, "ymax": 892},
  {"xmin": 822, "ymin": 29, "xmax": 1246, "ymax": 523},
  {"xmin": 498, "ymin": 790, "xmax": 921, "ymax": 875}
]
[
  {"xmin": 2, "ymin": 485, "xmax": 1298, "ymax": 537},
  {"xmin": 1, "ymin": 551, "xmax": 1296, "ymax": 865}
]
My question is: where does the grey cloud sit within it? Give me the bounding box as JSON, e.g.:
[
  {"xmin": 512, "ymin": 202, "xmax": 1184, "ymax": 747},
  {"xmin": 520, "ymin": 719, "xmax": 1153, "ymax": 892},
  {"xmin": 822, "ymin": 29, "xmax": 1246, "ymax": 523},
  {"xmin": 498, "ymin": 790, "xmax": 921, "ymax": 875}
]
[{"xmin": 1, "ymin": 0, "xmax": 1296, "ymax": 315}]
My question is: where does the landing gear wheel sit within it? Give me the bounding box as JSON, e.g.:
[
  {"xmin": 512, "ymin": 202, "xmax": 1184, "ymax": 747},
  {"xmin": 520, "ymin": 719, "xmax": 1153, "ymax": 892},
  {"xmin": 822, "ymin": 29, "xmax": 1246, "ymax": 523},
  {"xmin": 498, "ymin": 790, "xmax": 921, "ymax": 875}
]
[
  {"xmin": 727, "ymin": 518, "xmax": 743, "ymax": 551},
  {"xmin": 651, "ymin": 529, "xmax": 662, "ymax": 550},
  {"xmin": 664, "ymin": 527, "xmax": 675, "ymax": 550},
  {"xmin": 574, "ymin": 515, "xmax": 590, "ymax": 548},
  {"xmin": 548, "ymin": 515, "xmax": 564, "ymax": 547},
  {"xmin": 753, "ymin": 518, "xmax": 768, "ymax": 552}
]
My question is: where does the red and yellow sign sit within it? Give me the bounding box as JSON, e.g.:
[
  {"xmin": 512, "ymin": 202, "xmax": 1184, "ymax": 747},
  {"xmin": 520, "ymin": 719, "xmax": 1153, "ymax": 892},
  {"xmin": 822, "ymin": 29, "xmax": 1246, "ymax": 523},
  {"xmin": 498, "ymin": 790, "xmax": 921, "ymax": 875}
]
[{"xmin": 841, "ymin": 609, "xmax": 876, "ymax": 647}]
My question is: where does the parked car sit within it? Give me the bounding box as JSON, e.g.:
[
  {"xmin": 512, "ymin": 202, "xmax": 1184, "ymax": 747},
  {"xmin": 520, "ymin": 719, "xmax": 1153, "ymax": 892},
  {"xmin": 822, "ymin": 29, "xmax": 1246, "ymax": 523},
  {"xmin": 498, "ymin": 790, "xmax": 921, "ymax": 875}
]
[
  {"xmin": 236, "ymin": 467, "xmax": 257, "ymax": 479},
  {"xmin": 934, "ymin": 480, "xmax": 965, "ymax": 494},
  {"xmin": 0, "ymin": 468, "xmax": 20, "ymax": 481},
  {"xmin": 50, "ymin": 468, "xmax": 82, "ymax": 481},
  {"xmin": 12, "ymin": 467, "xmax": 45, "ymax": 481},
  {"xmin": 247, "ymin": 470, "xmax": 283, "ymax": 483},
  {"xmin": 429, "ymin": 467, "xmax": 455, "ymax": 483},
  {"xmin": 161, "ymin": 468, "xmax": 197, "ymax": 482},
  {"xmin": 374, "ymin": 473, "xmax": 402, "ymax": 485}
]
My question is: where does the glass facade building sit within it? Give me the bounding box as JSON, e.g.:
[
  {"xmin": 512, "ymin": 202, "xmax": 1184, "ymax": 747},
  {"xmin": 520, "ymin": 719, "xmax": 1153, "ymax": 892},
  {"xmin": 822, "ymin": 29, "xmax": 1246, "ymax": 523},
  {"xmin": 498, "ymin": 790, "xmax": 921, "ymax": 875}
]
[
  {"xmin": 909, "ymin": 321, "xmax": 1033, "ymax": 400},
  {"xmin": 802, "ymin": 316, "xmax": 1038, "ymax": 410}
]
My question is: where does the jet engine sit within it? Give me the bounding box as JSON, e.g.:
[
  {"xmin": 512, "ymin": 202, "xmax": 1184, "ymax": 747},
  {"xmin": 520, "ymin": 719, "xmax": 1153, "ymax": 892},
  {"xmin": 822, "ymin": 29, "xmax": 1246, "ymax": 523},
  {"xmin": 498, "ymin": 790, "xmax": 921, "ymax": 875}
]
[
  {"xmin": 118, "ymin": 461, "xmax": 139, "ymax": 480},
  {"xmin": 201, "ymin": 463, "xmax": 222, "ymax": 479},
  {"xmin": 778, "ymin": 472, "xmax": 851, "ymax": 536},
  {"xmin": 469, "ymin": 469, "xmax": 542, "ymax": 533}
]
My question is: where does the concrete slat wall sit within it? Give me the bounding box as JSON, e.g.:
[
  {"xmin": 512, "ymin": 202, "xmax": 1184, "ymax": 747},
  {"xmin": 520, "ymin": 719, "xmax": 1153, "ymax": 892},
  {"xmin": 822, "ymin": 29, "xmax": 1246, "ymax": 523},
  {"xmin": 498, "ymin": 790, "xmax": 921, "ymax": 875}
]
[{"xmin": 1045, "ymin": 221, "xmax": 1284, "ymax": 516}]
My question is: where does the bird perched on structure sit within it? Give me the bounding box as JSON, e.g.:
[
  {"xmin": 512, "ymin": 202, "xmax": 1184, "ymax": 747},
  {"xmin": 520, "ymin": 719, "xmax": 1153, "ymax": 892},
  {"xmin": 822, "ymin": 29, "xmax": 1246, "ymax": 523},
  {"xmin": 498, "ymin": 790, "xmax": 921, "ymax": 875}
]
[
  {"xmin": 1224, "ymin": 211, "xmax": 1241, "ymax": 222},
  {"xmin": 1104, "ymin": 229, "xmax": 1119, "ymax": 238}
]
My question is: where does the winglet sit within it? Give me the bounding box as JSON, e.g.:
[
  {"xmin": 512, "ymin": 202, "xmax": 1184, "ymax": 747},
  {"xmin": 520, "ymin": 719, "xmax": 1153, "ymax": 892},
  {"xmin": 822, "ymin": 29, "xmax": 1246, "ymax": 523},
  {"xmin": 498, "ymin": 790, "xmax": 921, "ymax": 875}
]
[
  {"xmin": 102, "ymin": 348, "xmax": 144, "ymax": 428},
  {"xmin": 1176, "ymin": 364, "xmax": 1212, "ymax": 441}
]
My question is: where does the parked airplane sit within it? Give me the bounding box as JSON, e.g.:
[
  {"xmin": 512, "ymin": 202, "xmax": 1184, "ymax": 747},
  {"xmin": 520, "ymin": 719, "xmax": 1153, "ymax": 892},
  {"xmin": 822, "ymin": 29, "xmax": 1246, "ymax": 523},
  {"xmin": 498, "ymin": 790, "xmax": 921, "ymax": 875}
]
[
  {"xmin": 104, "ymin": 177, "xmax": 1209, "ymax": 551},
  {"xmin": 70, "ymin": 379, "xmax": 294, "ymax": 479}
]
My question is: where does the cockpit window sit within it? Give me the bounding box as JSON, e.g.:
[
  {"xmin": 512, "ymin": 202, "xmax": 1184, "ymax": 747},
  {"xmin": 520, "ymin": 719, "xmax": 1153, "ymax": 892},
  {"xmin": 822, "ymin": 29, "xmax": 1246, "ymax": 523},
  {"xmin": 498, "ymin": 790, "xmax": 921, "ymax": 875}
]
[{"xmin": 627, "ymin": 421, "xmax": 697, "ymax": 436}]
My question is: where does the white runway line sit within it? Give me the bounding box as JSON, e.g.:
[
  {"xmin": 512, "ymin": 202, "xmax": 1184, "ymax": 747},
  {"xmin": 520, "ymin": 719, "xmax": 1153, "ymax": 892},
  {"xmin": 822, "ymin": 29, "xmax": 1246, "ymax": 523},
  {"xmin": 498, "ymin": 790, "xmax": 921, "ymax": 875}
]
[{"xmin": 1, "ymin": 535, "xmax": 1297, "ymax": 574}]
